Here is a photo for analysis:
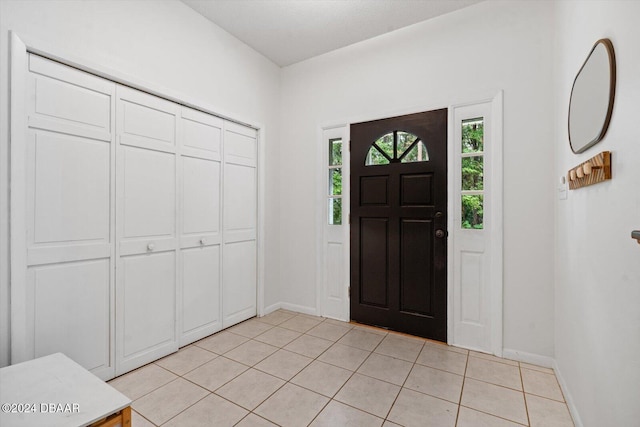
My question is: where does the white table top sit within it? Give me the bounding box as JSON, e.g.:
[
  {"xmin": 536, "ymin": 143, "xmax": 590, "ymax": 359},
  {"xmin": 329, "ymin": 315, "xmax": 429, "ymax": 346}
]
[{"xmin": 0, "ymin": 353, "xmax": 130, "ymax": 427}]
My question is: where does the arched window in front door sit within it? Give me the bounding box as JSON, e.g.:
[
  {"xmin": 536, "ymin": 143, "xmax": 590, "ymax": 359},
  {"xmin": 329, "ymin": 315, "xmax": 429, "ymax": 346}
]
[{"xmin": 365, "ymin": 131, "xmax": 429, "ymax": 166}]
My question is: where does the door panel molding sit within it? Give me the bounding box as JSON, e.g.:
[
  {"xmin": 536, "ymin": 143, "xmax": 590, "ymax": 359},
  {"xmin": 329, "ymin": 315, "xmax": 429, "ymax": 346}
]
[
  {"xmin": 448, "ymin": 93, "xmax": 504, "ymax": 356},
  {"xmin": 9, "ymin": 33, "xmax": 265, "ymax": 378},
  {"xmin": 350, "ymin": 109, "xmax": 448, "ymax": 341}
]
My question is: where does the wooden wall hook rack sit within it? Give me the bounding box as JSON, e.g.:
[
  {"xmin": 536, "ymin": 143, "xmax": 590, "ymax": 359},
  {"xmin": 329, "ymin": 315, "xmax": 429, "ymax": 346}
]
[{"xmin": 568, "ymin": 151, "xmax": 611, "ymax": 190}]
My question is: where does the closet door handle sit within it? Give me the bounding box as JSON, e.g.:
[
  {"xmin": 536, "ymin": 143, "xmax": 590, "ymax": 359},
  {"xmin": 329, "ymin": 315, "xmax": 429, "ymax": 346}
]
[
  {"xmin": 147, "ymin": 243, "xmax": 155, "ymax": 251},
  {"xmin": 200, "ymin": 238, "xmax": 206, "ymax": 246}
]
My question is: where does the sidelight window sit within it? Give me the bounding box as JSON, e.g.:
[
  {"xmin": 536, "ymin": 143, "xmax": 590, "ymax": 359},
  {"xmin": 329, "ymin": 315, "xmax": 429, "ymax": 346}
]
[
  {"xmin": 365, "ymin": 131, "xmax": 428, "ymax": 166},
  {"xmin": 461, "ymin": 118, "xmax": 484, "ymax": 229},
  {"xmin": 328, "ymin": 138, "xmax": 343, "ymax": 225}
]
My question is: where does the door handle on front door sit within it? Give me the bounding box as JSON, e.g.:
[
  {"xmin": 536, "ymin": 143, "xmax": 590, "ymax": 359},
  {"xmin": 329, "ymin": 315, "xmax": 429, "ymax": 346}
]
[{"xmin": 435, "ymin": 229, "xmax": 446, "ymax": 238}]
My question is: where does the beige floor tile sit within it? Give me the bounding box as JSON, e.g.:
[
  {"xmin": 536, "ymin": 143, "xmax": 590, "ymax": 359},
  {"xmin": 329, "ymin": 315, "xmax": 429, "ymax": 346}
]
[
  {"xmin": 284, "ymin": 334, "xmax": 334, "ymax": 358},
  {"xmin": 521, "ymin": 368, "xmax": 564, "ymax": 401},
  {"xmin": 404, "ymin": 363, "xmax": 464, "ymax": 403},
  {"xmin": 254, "ymin": 326, "xmax": 302, "ymax": 347},
  {"xmin": 131, "ymin": 410, "xmax": 155, "ymax": 427},
  {"xmin": 228, "ymin": 319, "xmax": 275, "ymax": 338},
  {"xmin": 416, "ymin": 344, "xmax": 468, "ymax": 375},
  {"xmin": 154, "ymin": 345, "xmax": 217, "ymax": 376},
  {"xmin": 334, "ymin": 373, "xmax": 400, "ymax": 418},
  {"xmin": 306, "ymin": 322, "xmax": 351, "ymax": 341},
  {"xmin": 132, "ymin": 378, "xmax": 208, "ymax": 425},
  {"xmin": 291, "ymin": 360, "xmax": 353, "ymax": 397},
  {"xmin": 162, "ymin": 393, "xmax": 248, "ymax": 427},
  {"xmin": 470, "ymin": 351, "xmax": 519, "ymax": 366},
  {"xmin": 460, "ymin": 378, "xmax": 528, "ymax": 425},
  {"xmin": 215, "ymin": 368, "xmax": 285, "ymax": 410},
  {"xmin": 357, "ymin": 353, "xmax": 413, "ymax": 386},
  {"xmin": 108, "ymin": 363, "xmax": 177, "ymax": 400},
  {"xmin": 278, "ymin": 315, "xmax": 323, "ymax": 333},
  {"xmin": 310, "ymin": 400, "xmax": 384, "ymax": 427},
  {"xmin": 183, "ymin": 356, "xmax": 248, "ymax": 391},
  {"xmin": 317, "ymin": 343, "xmax": 371, "ymax": 371},
  {"xmin": 526, "ymin": 393, "xmax": 575, "ymax": 427},
  {"xmin": 235, "ymin": 413, "xmax": 279, "ymax": 427},
  {"xmin": 374, "ymin": 334, "xmax": 424, "ymax": 362},
  {"xmin": 383, "ymin": 422, "xmax": 402, "ymax": 427},
  {"xmin": 456, "ymin": 406, "xmax": 525, "ymax": 427},
  {"xmin": 387, "ymin": 388, "xmax": 458, "ymax": 427},
  {"xmin": 520, "ymin": 362, "xmax": 554, "ymax": 374},
  {"xmin": 466, "ymin": 357, "xmax": 523, "ymax": 390},
  {"xmin": 224, "ymin": 339, "xmax": 279, "ymax": 366},
  {"xmin": 255, "ymin": 383, "xmax": 329, "ymax": 427},
  {"xmin": 337, "ymin": 328, "xmax": 386, "ymax": 351},
  {"xmin": 254, "ymin": 348, "xmax": 313, "ymax": 380},
  {"xmin": 256, "ymin": 310, "xmax": 295, "ymax": 326},
  {"xmin": 194, "ymin": 331, "xmax": 249, "ymax": 354}
]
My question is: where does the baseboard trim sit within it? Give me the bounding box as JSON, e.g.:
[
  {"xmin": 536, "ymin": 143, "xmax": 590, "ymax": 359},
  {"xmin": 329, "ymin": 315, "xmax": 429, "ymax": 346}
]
[
  {"xmin": 262, "ymin": 302, "xmax": 282, "ymax": 316},
  {"xmin": 553, "ymin": 360, "xmax": 584, "ymax": 427},
  {"xmin": 279, "ymin": 302, "xmax": 317, "ymax": 316},
  {"xmin": 502, "ymin": 348, "xmax": 555, "ymax": 368}
]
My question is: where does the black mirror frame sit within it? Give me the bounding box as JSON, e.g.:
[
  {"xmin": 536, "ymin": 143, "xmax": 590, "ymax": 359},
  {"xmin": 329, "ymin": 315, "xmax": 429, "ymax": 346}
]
[{"xmin": 568, "ymin": 38, "xmax": 616, "ymax": 154}]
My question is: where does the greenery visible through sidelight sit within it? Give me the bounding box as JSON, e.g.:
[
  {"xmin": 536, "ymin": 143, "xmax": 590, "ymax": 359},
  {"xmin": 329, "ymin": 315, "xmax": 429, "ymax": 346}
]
[
  {"xmin": 328, "ymin": 138, "xmax": 343, "ymax": 225},
  {"xmin": 365, "ymin": 131, "xmax": 429, "ymax": 166},
  {"xmin": 461, "ymin": 118, "xmax": 484, "ymax": 229}
]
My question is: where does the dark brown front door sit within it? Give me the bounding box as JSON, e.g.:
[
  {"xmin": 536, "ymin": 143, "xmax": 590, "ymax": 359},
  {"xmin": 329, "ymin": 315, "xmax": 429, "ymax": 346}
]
[{"xmin": 350, "ymin": 109, "xmax": 447, "ymax": 341}]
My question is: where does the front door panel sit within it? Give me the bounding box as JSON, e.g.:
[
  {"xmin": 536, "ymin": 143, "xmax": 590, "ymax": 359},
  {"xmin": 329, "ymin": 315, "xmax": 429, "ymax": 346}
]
[{"xmin": 350, "ymin": 109, "xmax": 447, "ymax": 341}]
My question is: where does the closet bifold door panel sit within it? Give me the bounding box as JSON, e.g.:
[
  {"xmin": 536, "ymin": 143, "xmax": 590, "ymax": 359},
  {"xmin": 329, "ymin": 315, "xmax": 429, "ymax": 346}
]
[
  {"xmin": 179, "ymin": 107, "xmax": 223, "ymax": 346},
  {"xmin": 19, "ymin": 54, "xmax": 116, "ymax": 380},
  {"xmin": 13, "ymin": 53, "xmax": 260, "ymax": 379},
  {"xmin": 222, "ymin": 122, "xmax": 258, "ymax": 327},
  {"xmin": 115, "ymin": 86, "xmax": 179, "ymax": 375}
]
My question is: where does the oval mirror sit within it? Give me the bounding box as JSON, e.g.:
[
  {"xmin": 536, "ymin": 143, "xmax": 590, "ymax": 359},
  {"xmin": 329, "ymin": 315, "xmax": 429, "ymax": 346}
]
[{"xmin": 568, "ymin": 38, "xmax": 616, "ymax": 154}]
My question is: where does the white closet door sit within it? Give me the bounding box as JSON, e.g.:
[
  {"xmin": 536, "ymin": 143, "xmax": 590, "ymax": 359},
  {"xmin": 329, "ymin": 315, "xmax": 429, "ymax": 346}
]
[
  {"xmin": 115, "ymin": 86, "xmax": 179, "ymax": 375},
  {"xmin": 179, "ymin": 107, "xmax": 223, "ymax": 346},
  {"xmin": 19, "ymin": 55, "xmax": 115, "ymax": 380},
  {"xmin": 223, "ymin": 122, "xmax": 257, "ymax": 327}
]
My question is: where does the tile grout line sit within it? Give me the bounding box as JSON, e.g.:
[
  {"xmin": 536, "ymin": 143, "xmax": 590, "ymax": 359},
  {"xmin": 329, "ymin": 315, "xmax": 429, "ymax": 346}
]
[
  {"xmin": 128, "ymin": 312, "xmax": 555, "ymax": 426},
  {"xmin": 156, "ymin": 388, "xmax": 212, "ymax": 427},
  {"xmin": 519, "ymin": 362, "xmax": 532, "ymax": 426},
  {"xmin": 454, "ymin": 347, "xmax": 471, "ymax": 426},
  {"xmin": 382, "ymin": 339, "xmax": 426, "ymax": 423}
]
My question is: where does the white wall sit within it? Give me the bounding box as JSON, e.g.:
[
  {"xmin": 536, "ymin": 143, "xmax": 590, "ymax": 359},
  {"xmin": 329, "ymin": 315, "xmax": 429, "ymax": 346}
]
[
  {"xmin": 0, "ymin": 0, "xmax": 282, "ymax": 368},
  {"xmin": 279, "ymin": 0, "xmax": 556, "ymax": 357},
  {"xmin": 553, "ymin": 2, "xmax": 640, "ymax": 425}
]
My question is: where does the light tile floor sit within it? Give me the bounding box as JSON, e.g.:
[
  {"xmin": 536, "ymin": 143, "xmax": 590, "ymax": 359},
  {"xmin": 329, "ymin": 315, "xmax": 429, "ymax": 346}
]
[{"xmin": 109, "ymin": 310, "xmax": 575, "ymax": 426}]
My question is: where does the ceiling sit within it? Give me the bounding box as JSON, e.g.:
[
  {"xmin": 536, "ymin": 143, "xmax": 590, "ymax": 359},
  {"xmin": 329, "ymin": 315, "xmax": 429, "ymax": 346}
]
[{"xmin": 181, "ymin": 0, "xmax": 484, "ymax": 67}]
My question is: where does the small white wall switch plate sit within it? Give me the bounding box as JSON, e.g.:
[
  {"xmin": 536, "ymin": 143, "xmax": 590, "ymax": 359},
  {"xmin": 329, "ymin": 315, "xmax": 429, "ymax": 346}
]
[{"xmin": 558, "ymin": 175, "xmax": 567, "ymax": 200}]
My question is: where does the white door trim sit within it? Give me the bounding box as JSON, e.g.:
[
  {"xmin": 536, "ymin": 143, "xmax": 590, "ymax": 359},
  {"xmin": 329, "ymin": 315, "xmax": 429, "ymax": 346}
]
[
  {"xmin": 316, "ymin": 92, "xmax": 503, "ymax": 355},
  {"xmin": 9, "ymin": 31, "xmax": 266, "ymax": 364}
]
